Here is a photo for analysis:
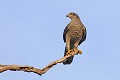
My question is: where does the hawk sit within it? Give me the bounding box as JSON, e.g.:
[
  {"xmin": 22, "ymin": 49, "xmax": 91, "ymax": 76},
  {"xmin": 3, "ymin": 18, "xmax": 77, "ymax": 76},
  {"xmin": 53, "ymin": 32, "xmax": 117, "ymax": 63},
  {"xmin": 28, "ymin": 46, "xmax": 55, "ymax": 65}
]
[{"xmin": 63, "ymin": 12, "xmax": 87, "ymax": 65}]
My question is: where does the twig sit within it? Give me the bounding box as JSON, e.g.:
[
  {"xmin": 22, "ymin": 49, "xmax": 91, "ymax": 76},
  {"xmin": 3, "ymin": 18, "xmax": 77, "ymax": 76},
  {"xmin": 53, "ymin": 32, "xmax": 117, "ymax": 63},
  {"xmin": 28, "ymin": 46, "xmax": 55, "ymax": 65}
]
[{"xmin": 0, "ymin": 49, "xmax": 82, "ymax": 76}]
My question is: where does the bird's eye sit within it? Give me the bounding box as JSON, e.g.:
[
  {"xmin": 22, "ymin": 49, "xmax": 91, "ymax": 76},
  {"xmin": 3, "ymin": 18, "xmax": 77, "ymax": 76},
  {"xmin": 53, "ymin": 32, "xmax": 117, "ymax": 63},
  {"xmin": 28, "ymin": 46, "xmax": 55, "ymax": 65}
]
[{"xmin": 70, "ymin": 13, "xmax": 73, "ymax": 15}]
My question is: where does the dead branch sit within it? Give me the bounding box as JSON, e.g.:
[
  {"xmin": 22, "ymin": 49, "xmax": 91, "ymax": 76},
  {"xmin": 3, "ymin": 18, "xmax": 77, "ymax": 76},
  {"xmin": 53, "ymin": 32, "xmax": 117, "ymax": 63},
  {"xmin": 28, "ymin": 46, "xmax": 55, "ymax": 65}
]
[{"xmin": 0, "ymin": 49, "xmax": 82, "ymax": 76}]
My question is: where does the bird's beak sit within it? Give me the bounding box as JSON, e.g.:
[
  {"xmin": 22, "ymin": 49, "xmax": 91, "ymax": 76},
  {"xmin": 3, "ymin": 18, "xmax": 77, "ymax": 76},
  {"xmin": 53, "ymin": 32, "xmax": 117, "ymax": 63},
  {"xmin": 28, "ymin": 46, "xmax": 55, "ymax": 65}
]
[{"xmin": 66, "ymin": 14, "xmax": 69, "ymax": 17}]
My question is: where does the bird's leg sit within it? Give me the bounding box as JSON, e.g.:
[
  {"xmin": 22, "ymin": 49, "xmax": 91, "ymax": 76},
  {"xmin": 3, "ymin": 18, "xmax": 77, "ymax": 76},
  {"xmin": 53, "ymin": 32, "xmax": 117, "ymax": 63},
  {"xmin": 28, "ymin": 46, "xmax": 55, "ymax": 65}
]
[
  {"xmin": 74, "ymin": 42, "xmax": 82, "ymax": 55},
  {"xmin": 74, "ymin": 48, "xmax": 82, "ymax": 55},
  {"xmin": 66, "ymin": 37, "xmax": 73, "ymax": 55}
]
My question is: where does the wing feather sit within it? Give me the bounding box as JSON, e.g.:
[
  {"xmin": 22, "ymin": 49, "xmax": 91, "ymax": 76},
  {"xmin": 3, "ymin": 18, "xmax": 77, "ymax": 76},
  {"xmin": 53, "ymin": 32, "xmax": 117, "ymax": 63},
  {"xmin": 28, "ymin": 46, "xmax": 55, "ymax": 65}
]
[
  {"xmin": 63, "ymin": 24, "xmax": 70, "ymax": 42},
  {"xmin": 78, "ymin": 25, "xmax": 87, "ymax": 45}
]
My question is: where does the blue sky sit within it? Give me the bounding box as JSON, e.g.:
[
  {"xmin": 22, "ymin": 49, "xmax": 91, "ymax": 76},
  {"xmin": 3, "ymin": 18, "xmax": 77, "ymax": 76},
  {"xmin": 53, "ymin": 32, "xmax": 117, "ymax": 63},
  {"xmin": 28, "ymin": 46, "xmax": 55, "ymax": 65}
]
[{"xmin": 0, "ymin": 0, "xmax": 120, "ymax": 80}]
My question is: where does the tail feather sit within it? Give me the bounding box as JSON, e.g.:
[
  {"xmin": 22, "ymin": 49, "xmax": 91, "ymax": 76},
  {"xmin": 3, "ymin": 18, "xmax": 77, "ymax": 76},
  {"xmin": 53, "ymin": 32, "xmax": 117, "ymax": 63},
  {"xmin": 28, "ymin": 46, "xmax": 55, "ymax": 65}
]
[{"xmin": 63, "ymin": 46, "xmax": 74, "ymax": 65}]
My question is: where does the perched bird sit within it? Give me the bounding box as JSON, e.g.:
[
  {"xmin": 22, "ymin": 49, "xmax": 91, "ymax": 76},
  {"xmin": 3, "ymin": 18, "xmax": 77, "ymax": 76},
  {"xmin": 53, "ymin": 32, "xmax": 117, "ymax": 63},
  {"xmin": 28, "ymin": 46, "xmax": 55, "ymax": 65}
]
[{"xmin": 63, "ymin": 12, "xmax": 87, "ymax": 65}]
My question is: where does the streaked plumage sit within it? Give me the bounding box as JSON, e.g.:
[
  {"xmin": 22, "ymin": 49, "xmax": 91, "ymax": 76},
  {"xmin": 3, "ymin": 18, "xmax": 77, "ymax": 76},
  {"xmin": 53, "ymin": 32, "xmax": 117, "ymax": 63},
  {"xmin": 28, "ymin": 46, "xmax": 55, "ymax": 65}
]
[{"xmin": 63, "ymin": 12, "xmax": 87, "ymax": 65}]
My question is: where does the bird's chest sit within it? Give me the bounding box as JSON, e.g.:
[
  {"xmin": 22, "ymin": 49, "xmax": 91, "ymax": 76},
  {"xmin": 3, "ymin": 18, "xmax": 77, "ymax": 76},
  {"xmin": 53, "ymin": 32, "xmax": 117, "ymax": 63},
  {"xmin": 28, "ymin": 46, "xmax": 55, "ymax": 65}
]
[{"xmin": 67, "ymin": 25, "xmax": 82, "ymax": 38}]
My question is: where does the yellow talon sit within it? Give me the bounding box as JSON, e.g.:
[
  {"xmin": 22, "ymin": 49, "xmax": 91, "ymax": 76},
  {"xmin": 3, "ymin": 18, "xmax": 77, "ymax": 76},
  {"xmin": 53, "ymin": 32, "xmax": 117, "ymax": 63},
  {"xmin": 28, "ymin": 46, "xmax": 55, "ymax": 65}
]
[
  {"xmin": 78, "ymin": 50, "xmax": 82, "ymax": 55},
  {"xmin": 74, "ymin": 48, "xmax": 82, "ymax": 55},
  {"xmin": 66, "ymin": 49, "xmax": 72, "ymax": 55}
]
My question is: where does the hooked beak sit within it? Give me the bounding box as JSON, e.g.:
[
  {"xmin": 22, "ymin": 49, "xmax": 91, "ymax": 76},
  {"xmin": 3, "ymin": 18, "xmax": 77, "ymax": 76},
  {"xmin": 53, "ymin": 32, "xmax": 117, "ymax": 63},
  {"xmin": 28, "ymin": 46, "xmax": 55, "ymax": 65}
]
[{"xmin": 66, "ymin": 14, "xmax": 69, "ymax": 17}]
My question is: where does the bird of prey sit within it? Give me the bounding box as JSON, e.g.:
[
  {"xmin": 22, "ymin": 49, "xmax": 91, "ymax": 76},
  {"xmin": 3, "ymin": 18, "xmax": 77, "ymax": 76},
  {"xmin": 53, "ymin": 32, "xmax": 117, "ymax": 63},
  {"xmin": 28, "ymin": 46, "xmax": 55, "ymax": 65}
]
[{"xmin": 63, "ymin": 12, "xmax": 87, "ymax": 65}]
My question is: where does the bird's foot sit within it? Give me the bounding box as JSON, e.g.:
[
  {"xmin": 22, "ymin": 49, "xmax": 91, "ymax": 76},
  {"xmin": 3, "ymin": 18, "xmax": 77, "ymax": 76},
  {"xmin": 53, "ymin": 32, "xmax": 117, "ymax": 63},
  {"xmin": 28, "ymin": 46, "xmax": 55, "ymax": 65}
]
[
  {"xmin": 74, "ymin": 48, "xmax": 82, "ymax": 55},
  {"xmin": 66, "ymin": 49, "xmax": 73, "ymax": 55}
]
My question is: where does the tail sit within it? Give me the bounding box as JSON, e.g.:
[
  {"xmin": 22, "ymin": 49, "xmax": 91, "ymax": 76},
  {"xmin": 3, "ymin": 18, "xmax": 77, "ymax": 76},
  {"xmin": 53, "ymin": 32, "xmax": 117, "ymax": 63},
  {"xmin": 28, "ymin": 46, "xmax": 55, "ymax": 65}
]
[{"xmin": 63, "ymin": 46, "xmax": 74, "ymax": 65}]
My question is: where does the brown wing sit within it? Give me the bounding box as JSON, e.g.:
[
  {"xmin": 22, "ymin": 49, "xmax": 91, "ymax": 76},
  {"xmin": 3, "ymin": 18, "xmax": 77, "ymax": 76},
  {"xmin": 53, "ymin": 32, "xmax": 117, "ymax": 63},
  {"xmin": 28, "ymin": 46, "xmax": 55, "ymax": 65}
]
[
  {"xmin": 78, "ymin": 25, "xmax": 87, "ymax": 45},
  {"xmin": 63, "ymin": 24, "xmax": 70, "ymax": 42}
]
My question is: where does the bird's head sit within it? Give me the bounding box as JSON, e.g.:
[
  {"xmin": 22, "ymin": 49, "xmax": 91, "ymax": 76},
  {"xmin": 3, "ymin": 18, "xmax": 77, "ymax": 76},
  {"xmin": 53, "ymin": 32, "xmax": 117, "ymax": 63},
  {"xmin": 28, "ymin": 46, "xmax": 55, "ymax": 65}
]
[{"xmin": 66, "ymin": 12, "xmax": 79, "ymax": 19}]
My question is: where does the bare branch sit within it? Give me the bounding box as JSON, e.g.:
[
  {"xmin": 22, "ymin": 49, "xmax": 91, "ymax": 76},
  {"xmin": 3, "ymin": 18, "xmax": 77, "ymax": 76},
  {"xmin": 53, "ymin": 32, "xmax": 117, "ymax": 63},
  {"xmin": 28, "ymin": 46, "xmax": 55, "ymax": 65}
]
[{"xmin": 0, "ymin": 49, "xmax": 82, "ymax": 76}]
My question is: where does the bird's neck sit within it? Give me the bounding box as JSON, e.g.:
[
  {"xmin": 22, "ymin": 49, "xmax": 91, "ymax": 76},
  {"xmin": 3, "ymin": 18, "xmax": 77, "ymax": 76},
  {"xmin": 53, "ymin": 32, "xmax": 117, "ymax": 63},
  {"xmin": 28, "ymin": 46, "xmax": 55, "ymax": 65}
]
[{"xmin": 71, "ymin": 18, "xmax": 81, "ymax": 24}]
